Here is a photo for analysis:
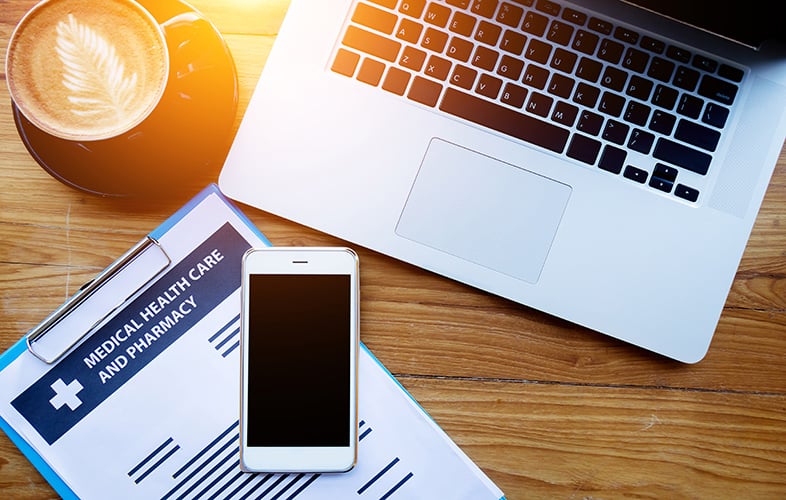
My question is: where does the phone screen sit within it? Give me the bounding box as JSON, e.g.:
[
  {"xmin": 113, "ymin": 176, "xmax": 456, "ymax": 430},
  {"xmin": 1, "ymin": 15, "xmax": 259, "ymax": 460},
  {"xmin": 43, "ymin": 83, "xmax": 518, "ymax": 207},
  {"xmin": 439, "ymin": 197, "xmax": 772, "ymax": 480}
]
[{"xmin": 246, "ymin": 273, "xmax": 351, "ymax": 447}]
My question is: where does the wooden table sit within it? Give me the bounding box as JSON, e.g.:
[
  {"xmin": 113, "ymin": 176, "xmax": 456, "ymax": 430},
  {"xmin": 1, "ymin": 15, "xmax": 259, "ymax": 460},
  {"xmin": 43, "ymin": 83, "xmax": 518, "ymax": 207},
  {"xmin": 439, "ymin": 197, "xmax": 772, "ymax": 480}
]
[{"xmin": 2, "ymin": 1, "xmax": 785, "ymax": 498}]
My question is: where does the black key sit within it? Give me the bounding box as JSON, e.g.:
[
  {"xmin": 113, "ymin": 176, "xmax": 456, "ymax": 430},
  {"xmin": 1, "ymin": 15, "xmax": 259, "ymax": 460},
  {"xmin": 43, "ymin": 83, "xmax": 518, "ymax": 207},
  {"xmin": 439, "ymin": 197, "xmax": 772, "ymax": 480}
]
[
  {"xmin": 547, "ymin": 73, "xmax": 575, "ymax": 98},
  {"xmin": 628, "ymin": 128, "xmax": 654, "ymax": 154},
  {"xmin": 598, "ymin": 39, "xmax": 624, "ymax": 64},
  {"xmin": 718, "ymin": 64, "xmax": 744, "ymax": 83},
  {"xmin": 577, "ymin": 110, "xmax": 604, "ymax": 136},
  {"xmin": 562, "ymin": 8, "xmax": 587, "ymax": 25},
  {"xmin": 408, "ymin": 76, "xmax": 443, "ymax": 106},
  {"xmin": 673, "ymin": 66, "xmax": 700, "ymax": 91},
  {"xmin": 588, "ymin": 17, "xmax": 613, "ymax": 35},
  {"xmin": 626, "ymin": 75, "xmax": 653, "ymax": 100},
  {"xmin": 649, "ymin": 110, "xmax": 676, "ymax": 135},
  {"xmin": 614, "ymin": 26, "xmax": 639, "ymax": 45},
  {"xmin": 567, "ymin": 134, "xmax": 602, "ymax": 164},
  {"xmin": 651, "ymin": 84, "xmax": 678, "ymax": 110},
  {"xmin": 576, "ymin": 57, "xmax": 603, "ymax": 82},
  {"xmin": 600, "ymin": 66, "xmax": 628, "ymax": 91},
  {"xmin": 522, "ymin": 64, "xmax": 550, "ymax": 89},
  {"xmin": 522, "ymin": 11, "xmax": 549, "ymax": 36},
  {"xmin": 439, "ymin": 87, "xmax": 570, "ymax": 153},
  {"xmin": 623, "ymin": 101, "xmax": 651, "ymax": 126},
  {"xmin": 471, "ymin": 0, "xmax": 500, "ymax": 18},
  {"xmin": 598, "ymin": 91, "xmax": 625, "ymax": 117},
  {"xmin": 550, "ymin": 48, "xmax": 577, "ymax": 73},
  {"xmin": 622, "ymin": 47, "xmax": 649, "ymax": 73},
  {"xmin": 353, "ymin": 3, "xmax": 399, "ymax": 34},
  {"xmin": 639, "ymin": 36, "xmax": 665, "ymax": 54},
  {"xmin": 675, "ymin": 184, "xmax": 700, "ymax": 202},
  {"xmin": 676, "ymin": 94, "xmax": 703, "ymax": 120},
  {"xmin": 647, "ymin": 57, "xmax": 675, "ymax": 82},
  {"xmin": 653, "ymin": 138, "xmax": 712, "ymax": 175},
  {"xmin": 572, "ymin": 30, "xmax": 600, "ymax": 55},
  {"xmin": 702, "ymin": 102, "xmax": 730, "ymax": 128},
  {"xmin": 602, "ymin": 119, "xmax": 629, "ymax": 145},
  {"xmin": 666, "ymin": 45, "xmax": 691, "ymax": 64},
  {"xmin": 573, "ymin": 82, "xmax": 599, "ymax": 107},
  {"xmin": 653, "ymin": 163, "xmax": 678, "ymax": 182},
  {"xmin": 624, "ymin": 165, "xmax": 648, "ymax": 183},
  {"xmin": 552, "ymin": 101, "xmax": 579, "ymax": 126},
  {"xmin": 525, "ymin": 39, "xmax": 552, "ymax": 64},
  {"xmin": 526, "ymin": 92, "xmax": 554, "ymax": 117},
  {"xmin": 501, "ymin": 82, "xmax": 528, "ymax": 108},
  {"xmin": 692, "ymin": 54, "xmax": 718, "ymax": 73},
  {"xmin": 343, "ymin": 25, "xmax": 402, "ymax": 62},
  {"xmin": 536, "ymin": 0, "xmax": 561, "ymax": 16},
  {"xmin": 598, "ymin": 145, "xmax": 626, "ymax": 174},
  {"xmin": 698, "ymin": 74, "xmax": 738, "ymax": 105},
  {"xmin": 675, "ymin": 119, "xmax": 721, "ymax": 151},
  {"xmin": 547, "ymin": 20, "xmax": 574, "ymax": 46},
  {"xmin": 649, "ymin": 176, "xmax": 673, "ymax": 193}
]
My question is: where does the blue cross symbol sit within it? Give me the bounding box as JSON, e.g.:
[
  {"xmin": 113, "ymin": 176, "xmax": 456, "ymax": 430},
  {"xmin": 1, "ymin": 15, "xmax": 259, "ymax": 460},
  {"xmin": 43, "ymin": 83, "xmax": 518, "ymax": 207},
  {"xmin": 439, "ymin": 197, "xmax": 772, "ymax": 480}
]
[{"xmin": 49, "ymin": 378, "xmax": 84, "ymax": 411}]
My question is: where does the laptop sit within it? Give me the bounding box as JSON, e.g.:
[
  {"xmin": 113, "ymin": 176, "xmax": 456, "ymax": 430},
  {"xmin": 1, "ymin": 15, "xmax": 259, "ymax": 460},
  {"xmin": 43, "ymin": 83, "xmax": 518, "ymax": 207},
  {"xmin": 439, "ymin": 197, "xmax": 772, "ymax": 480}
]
[{"xmin": 219, "ymin": 0, "xmax": 786, "ymax": 363}]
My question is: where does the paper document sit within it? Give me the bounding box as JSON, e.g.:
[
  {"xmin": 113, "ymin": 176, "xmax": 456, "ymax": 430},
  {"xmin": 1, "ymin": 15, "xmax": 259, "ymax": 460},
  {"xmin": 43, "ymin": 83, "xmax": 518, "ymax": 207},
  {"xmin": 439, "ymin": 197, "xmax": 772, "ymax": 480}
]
[{"xmin": 0, "ymin": 186, "xmax": 504, "ymax": 499}]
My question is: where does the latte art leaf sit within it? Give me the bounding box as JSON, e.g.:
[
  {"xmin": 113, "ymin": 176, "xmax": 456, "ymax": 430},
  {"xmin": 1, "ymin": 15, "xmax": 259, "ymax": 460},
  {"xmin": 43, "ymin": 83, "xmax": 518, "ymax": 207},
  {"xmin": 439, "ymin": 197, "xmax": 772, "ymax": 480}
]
[{"xmin": 55, "ymin": 14, "xmax": 139, "ymax": 119}]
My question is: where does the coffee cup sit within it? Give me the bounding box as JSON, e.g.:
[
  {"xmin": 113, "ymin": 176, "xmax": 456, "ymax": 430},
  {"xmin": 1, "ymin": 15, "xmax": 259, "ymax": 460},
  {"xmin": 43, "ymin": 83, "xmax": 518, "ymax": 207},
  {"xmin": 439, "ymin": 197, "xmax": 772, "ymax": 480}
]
[{"xmin": 5, "ymin": 0, "xmax": 238, "ymax": 196}]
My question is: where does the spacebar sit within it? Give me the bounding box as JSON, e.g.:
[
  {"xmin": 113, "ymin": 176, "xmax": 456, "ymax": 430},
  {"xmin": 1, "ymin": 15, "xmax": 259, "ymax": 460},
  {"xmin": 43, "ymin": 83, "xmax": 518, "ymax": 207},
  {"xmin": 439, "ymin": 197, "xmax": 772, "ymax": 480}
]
[{"xmin": 439, "ymin": 87, "xmax": 570, "ymax": 154}]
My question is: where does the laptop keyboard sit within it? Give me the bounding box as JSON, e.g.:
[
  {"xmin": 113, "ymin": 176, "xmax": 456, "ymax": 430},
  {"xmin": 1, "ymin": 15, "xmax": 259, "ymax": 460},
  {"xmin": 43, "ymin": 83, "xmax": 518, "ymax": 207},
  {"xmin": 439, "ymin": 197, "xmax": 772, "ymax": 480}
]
[{"xmin": 330, "ymin": 0, "xmax": 746, "ymax": 203}]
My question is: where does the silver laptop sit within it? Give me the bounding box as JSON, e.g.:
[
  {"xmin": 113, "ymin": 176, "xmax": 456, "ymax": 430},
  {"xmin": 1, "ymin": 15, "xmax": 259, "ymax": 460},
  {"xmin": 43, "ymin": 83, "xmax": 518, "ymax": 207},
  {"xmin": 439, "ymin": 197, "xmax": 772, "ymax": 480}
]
[{"xmin": 219, "ymin": 0, "xmax": 786, "ymax": 363}]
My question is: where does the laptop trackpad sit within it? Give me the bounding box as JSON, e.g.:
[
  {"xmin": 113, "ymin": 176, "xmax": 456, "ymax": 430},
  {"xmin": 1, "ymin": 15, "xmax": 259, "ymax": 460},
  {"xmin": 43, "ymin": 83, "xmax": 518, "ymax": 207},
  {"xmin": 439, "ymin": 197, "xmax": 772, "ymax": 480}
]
[{"xmin": 396, "ymin": 139, "xmax": 571, "ymax": 284}]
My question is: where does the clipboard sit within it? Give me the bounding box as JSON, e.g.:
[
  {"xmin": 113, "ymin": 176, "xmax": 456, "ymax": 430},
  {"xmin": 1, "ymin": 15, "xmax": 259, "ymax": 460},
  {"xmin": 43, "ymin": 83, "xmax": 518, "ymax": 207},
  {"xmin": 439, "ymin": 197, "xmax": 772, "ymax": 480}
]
[
  {"xmin": 0, "ymin": 184, "xmax": 504, "ymax": 499},
  {"xmin": 0, "ymin": 184, "xmax": 268, "ymax": 499}
]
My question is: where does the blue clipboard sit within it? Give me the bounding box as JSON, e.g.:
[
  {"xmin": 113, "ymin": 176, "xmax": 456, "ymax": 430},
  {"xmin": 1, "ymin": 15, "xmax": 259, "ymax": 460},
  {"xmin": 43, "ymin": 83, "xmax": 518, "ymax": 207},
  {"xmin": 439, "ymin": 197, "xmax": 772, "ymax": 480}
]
[{"xmin": 0, "ymin": 184, "xmax": 269, "ymax": 498}]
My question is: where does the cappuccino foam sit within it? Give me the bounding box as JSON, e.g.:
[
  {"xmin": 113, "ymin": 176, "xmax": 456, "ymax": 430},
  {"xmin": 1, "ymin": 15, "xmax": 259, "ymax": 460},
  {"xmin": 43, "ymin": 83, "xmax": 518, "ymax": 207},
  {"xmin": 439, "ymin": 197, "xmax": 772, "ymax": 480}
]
[{"xmin": 6, "ymin": 0, "xmax": 169, "ymax": 141}]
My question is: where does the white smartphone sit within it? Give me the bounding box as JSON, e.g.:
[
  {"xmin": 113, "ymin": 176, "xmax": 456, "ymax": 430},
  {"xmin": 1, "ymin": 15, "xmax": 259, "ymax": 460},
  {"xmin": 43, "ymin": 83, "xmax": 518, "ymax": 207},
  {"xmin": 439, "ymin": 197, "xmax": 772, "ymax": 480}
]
[{"xmin": 239, "ymin": 247, "xmax": 359, "ymax": 473}]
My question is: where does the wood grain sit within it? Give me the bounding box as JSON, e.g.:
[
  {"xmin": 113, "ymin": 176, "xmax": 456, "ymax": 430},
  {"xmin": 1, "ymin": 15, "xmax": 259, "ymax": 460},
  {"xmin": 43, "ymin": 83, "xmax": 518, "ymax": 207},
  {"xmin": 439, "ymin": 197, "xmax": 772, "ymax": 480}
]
[{"xmin": 1, "ymin": 0, "xmax": 785, "ymax": 498}]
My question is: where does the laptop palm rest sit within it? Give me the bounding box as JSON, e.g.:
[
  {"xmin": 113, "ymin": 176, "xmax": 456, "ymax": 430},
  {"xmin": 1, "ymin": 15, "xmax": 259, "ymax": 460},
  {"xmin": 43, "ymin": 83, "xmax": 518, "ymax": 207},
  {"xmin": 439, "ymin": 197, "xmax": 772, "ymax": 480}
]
[{"xmin": 396, "ymin": 138, "xmax": 572, "ymax": 284}]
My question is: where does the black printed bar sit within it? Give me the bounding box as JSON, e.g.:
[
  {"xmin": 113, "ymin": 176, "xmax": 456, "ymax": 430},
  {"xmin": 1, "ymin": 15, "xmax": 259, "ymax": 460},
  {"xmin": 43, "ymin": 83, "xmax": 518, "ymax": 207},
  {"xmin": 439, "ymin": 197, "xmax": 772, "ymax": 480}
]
[{"xmin": 440, "ymin": 87, "xmax": 570, "ymax": 153}]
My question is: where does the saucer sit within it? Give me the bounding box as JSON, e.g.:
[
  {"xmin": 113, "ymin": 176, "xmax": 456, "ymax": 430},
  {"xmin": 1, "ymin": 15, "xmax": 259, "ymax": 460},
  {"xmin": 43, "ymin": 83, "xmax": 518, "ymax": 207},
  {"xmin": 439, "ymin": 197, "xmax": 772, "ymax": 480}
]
[{"xmin": 12, "ymin": 0, "xmax": 238, "ymax": 197}]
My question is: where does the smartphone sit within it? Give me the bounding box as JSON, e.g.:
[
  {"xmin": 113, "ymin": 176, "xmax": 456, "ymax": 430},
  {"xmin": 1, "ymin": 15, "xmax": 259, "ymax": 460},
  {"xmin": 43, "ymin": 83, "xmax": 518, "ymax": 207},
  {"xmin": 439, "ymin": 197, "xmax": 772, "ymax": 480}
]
[{"xmin": 239, "ymin": 247, "xmax": 359, "ymax": 473}]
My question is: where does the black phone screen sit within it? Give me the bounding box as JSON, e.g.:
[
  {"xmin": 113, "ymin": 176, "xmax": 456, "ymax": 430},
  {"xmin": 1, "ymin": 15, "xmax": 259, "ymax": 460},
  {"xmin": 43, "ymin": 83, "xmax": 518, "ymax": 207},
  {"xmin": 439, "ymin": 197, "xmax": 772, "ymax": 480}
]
[{"xmin": 246, "ymin": 274, "xmax": 351, "ymax": 447}]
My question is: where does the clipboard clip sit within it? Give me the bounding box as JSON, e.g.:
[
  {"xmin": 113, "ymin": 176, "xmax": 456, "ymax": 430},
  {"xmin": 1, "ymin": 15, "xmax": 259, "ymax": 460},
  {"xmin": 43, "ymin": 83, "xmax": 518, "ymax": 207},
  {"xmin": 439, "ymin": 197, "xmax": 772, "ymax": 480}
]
[{"xmin": 26, "ymin": 236, "xmax": 172, "ymax": 364}]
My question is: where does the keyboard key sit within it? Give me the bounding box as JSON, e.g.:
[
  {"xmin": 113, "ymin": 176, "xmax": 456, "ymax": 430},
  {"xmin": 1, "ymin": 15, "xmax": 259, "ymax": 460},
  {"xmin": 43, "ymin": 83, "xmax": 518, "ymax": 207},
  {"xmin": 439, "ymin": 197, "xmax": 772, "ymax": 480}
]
[
  {"xmin": 353, "ymin": 3, "xmax": 399, "ymax": 34},
  {"xmin": 692, "ymin": 54, "xmax": 718, "ymax": 73},
  {"xmin": 535, "ymin": 0, "xmax": 561, "ymax": 16},
  {"xmin": 599, "ymin": 91, "xmax": 625, "ymax": 117},
  {"xmin": 567, "ymin": 134, "xmax": 602, "ymax": 164},
  {"xmin": 628, "ymin": 128, "xmax": 654, "ymax": 154},
  {"xmin": 396, "ymin": 18, "xmax": 424, "ymax": 43},
  {"xmin": 676, "ymin": 94, "xmax": 703, "ymax": 119},
  {"xmin": 577, "ymin": 110, "xmax": 603, "ymax": 136},
  {"xmin": 522, "ymin": 11, "xmax": 548, "ymax": 36},
  {"xmin": 471, "ymin": 45, "xmax": 500, "ymax": 70},
  {"xmin": 718, "ymin": 64, "xmax": 744, "ymax": 83},
  {"xmin": 623, "ymin": 100, "xmax": 650, "ymax": 126},
  {"xmin": 497, "ymin": 2, "xmax": 525, "ymax": 27},
  {"xmin": 675, "ymin": 119, "xmax": 721, "ymax": 151},
  {"xmin": 673, "ymin": 65, "xmax": 700, "ymax": 91},
  {"xmin": 476, "ymin": 20, "xmax": 503, "ymax": 45},
  {"xmin": 526, "ymin": 92, "xmax": 554, "ymax": 117},
  {"xmin": 651, "ymin": 84, "xmax": 678, "ymax": 110},
  {"xmin": 525, "ymin": 39, "xmax": 553, "ymax": 64},
  {"xmin": 702, "ymin": 102, "xmax": 730, "ymax": 128},
  {"xmin": 653, "ymin": 163, "xmax": 677, "ymax": 181},
  {"xmin": 422, "ymin": 27, "xmax": 449, "ymax": 52},
  {"xmin": 424, "ymin": 3, "xmax": 452, "ymax": 27},
  {"xmin": 447, "ymin": 36, "xmax": 474, "ymax": 62},
  {"xmin": 425, "ymin": 55, "xmax": 453, "ymax": 80},
  {"xmin": 449, "ymin": 11, "xmax": 477, "ymax": 37},
  {"xmin": 477, "ymin": 73, "xmax": 503, "ymax": 98},
  {"xmin": 573, "ymin": 82, "xmax": 599, "ymax": 107},
  {"xmin": 471, "ymin": 0, "xmax": 500, "ymax": 18},
  {"xmin": 523, "ymin": 64, "xmax": 549, "ymax": 89},
  {"xmin": 332, "ymin": 48, "xmax": 360, "ymax": 77},
  {"xmin": 649, "ymin": 110, "xmax": 676, "ymax": 135},
  {"xmin": 639, "ymin": 36, "xmax": 665, "ymax": 54},
  {"xmin": 382, "ymin": 66, "xmax": 412, "ymax": 95},
  {"xmin": 698, "ymin": 75, "xmax": 738, "ymax": 106},
  {"xmin": 447, "ymin": 0, "xmax": 471, "ymax": 7},
  {"xmin": 614, "ymin": 26, "xmax": 639, "ymax": 45},
  {"xmin": 501, "ymin": 82, "xmax": 528, "ymax": 107},
  {"xmin": 439, "ymin": 87, "xmax": 570, "ymax": 153},
  {"xmin": 547, "ymin": 73, "xmax": 575, "ymax": 98},
  {"xmin": 344, "ymin": 25, "xmax": 402, "ymax": 62},
  {"xmin": 547, "ymin": 20, "xmax": 574, "ymax": 46},
  {"xmin": 400, "ymin": 46, "xmax": 427, "ymax": 71},
  {"xmin": 500, "ymin": 30, "xmax": 528, "ymax": 55},
  {"xmin": 649, "ymin": 176, "xmax": 673, "ymax": 193},
  {"xmin": 598, "ymin": 144, "xmax": 626, "ymax": 173},
  {"xmin": 600, "ymin": 66, "xmax": 628, "ymax": 91},
  {"xmin": 622, "ymin": 47, "xmax": 649, "ymax": 73},
  {"xmin": 647, "ymin": 57, "xmax": 675, "ymax": 82},
  {"xmin": 408, "ymin": 76, "xmax": 443, "ymax": 106},
  {"xmin": 625, "ymin": 75, "xmax": 653, "ymax": 100},
  {"xmin": 369, "ymin": 0, "xmax": 397, "ymax": 8},
  {"xmin": 552, "ymin": 101, "xmax": 578, "ymax": 126},
  {"xmin": 498, "ymin": 54, "xmax": 525, "ymax": 79},
  {"xmin": 562, "ymin": 8, "xmax": 587, "ymax": 26},
  {"xmin": 357, "ymin": 57, "xmax": 386, "ymax": 86},
  {"xmin": 598, "ymin": 39, "xmax": 624, "ymax": 64},
  {"xmin": 602, "ymin": 119, "xmax": 629, "ymax": 145},
  {"xmin": 550, "ymin": 48, "xmax": 577, "ymax": 73},
  {"xmin": 450, "ymin": 64, "xmax": 478, "ymax": 89},
  {"xmin": 675, "ymin": 184, "xmax": 699, "ymax": 202},
  {"xmin": 624, "ymin": 165, "xmax": 648, "ymax": 183},
  {"xmin": 572, "ymin": 30, "xmax": 600, "ymax": 55},
  {"xmin": 400, "ymin": 0, "xmax": 427, "ymax": 18},
  {"xmin": 588, "ymin": 17, "xmax": 613, "ymax": 35},
  {"xmin": 575, "ymin": 57, "xmax": 603, "ymax": 82},
  {"xmin": 666, "ymin": 45, "xmax": 691, "ymax": 63},
  {"xmin": 653, "ymin": 138, "xmax": 711, "ymax": 175}
]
